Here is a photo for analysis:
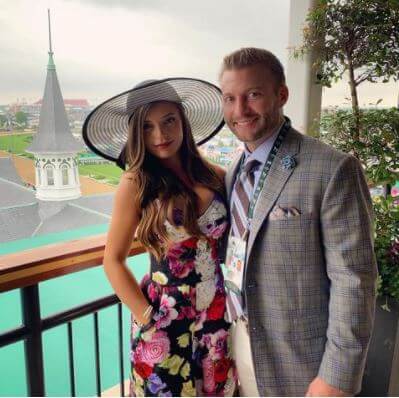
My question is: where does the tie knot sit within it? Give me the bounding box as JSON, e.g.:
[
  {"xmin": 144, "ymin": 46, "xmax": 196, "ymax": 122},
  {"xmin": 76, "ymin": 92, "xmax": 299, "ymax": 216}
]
[{"xmin": 243, "ymin": 159, "xmax": 260, "ymax": 174}]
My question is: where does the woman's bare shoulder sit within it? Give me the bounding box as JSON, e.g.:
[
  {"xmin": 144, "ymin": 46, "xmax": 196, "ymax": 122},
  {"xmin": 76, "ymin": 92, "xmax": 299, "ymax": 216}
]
[
  {"xmin": 121, "ymin": 170, "xmax": 138, "ymax": 182},
  {"xmin": 113, "ymin": 171, "xmax": 140, "ymax": 211}
]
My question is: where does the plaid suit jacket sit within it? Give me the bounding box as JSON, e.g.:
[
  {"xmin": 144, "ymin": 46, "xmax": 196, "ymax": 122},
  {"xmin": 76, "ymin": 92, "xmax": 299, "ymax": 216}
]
[{"xmin": 225, "ymin": 127, "xmax": 377, "ymax": 396}]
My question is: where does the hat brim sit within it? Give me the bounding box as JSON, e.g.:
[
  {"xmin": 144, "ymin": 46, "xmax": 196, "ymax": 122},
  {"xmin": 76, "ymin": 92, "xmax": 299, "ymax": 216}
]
[{"xmin": 82, "ymin": 78, "xmax": 225, "ymax": 164}]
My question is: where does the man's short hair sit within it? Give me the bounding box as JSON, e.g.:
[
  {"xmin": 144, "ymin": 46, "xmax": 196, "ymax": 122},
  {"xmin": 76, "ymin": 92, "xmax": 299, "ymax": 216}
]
[{"xmin": 220, "ymin": 47, "xmax": 286, "ymax": 87}]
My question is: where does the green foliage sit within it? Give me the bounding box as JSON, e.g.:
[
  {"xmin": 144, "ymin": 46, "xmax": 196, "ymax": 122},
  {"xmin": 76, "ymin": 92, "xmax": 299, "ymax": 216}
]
[
  {"xmin": 296, "ymin": 0, "xmax": 399, "ymax": 88},
  {"xmin": 300, "ymin": 0, "xmax": 399, "ymax": 302},
  {"xmin": 15, "ymin": 111, "xmax": 28, "ymax": 128},
  {"xmin": 296, "ymin": 0, "xmax": 399, "ymax": 140},
  {"xmin": 373, "ymin": 197, "xmax": 399, "ymax": 300},
  {"xmin": 320, "ymin": 108, "xmax": 399, "ymax": 186},
  {"xmin": 0, "ymin": 114, "xmax": 7, "ymax": 128},
  {"xmin": 320, "ymin": 108, "xmax": 399, "ymax": 301}
]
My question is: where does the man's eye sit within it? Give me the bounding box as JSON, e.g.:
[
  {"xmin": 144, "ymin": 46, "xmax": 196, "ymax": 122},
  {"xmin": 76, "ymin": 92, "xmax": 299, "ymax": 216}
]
[
  {"xmin": 248, "ymin": 92, "xmax": 261, "ymax": 99},
  {"xmin": 223, "ymin": 96, "xmax": 234, "ymax": 103}
]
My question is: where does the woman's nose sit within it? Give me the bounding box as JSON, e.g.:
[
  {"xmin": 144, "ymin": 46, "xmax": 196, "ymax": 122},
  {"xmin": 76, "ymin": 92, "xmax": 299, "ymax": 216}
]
[{"xmin": 153, "ymin": 124, "xmax": 165, "ymax": 138}]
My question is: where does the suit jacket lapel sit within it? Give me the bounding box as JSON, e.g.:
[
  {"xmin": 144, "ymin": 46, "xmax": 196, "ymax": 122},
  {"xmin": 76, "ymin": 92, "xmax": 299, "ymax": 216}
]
[{"xmin": 246, "ymin": 129, "xmax": 301, "ymax": 259}]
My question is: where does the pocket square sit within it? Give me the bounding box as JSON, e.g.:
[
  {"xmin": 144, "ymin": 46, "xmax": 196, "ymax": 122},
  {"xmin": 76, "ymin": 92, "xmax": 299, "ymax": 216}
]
[{"xmin": 269, "ymin": 205, "xmax": 301, "ymax": 221}]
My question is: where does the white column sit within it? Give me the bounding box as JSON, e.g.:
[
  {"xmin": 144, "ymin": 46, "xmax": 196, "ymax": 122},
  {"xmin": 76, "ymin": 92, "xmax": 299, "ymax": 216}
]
[{"xmin": 285, "ymin": 0, "xmax": 323, "ymax": 136}]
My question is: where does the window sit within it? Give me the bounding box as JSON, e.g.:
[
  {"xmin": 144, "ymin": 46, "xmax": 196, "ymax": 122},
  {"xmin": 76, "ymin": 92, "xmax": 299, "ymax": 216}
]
[
  {"xmin": 46, "ymin": 165, "xmax": 54, "ymax": 186},
  {"xmin": 61, "ymin": 165, "xmax": 69, "ymax": 186}
]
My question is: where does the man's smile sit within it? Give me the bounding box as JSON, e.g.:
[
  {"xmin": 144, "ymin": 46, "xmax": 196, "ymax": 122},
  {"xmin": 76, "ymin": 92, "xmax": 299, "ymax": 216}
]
[{"xmin": 233, "ymin": 117, "xmax": 258, "ymax": 127}]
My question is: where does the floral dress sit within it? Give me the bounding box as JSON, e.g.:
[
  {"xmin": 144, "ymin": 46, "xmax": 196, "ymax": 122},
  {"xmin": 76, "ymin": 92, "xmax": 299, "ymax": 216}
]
[{"xmin": 130, "ymin": 194, "xmax": 237, "ymax": 397}]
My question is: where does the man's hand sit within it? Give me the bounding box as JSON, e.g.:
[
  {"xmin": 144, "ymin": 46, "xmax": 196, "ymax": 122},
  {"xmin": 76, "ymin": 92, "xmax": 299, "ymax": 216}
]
[{"xmin": 306, "ymin": 377, "xmax": 349, "ymax": 397}]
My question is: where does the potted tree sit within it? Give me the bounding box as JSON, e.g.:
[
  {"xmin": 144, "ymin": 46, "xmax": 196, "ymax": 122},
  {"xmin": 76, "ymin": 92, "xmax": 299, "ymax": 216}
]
[{"xmin": 295, "ymin": 0, "xmax": 399, "ymax": 395}]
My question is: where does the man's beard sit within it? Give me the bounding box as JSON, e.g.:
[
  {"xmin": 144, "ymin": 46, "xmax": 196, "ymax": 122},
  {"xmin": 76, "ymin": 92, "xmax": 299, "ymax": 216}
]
[{"xmin": 245, "ymin": 111, "xmax": 282, "ymax": 142}]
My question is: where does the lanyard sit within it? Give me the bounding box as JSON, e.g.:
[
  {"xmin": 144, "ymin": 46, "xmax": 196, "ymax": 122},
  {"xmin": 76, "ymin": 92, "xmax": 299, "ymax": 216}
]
[{"xmin": 237, "ymin": 117, "xmax": 291, "ymax": 234}]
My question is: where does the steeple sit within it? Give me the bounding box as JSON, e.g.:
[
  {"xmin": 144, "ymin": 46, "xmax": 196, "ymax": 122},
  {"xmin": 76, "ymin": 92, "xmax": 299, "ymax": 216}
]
[
  {"xmin": 27, "ymin": 9, "xmax": 83, "ymax": 154},
  {"xmin": 26, "ymin": 10, "xmax": 83, "ymax": 201},
  {"xmin": 47, "ymin": 9, "xmax": 56, "ymax": 71}
]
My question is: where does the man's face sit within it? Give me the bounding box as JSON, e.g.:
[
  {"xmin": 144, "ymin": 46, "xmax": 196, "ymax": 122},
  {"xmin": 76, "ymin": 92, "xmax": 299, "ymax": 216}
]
[{"xmin": 220, "ymin": 64, "xmax": 288, "ymax": 150}]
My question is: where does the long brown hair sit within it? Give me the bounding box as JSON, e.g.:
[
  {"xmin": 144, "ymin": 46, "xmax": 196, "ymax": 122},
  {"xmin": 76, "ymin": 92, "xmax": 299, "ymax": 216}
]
[{"xmin": 124, "ymin": 101, "xmax": 225, "ymax": 261}]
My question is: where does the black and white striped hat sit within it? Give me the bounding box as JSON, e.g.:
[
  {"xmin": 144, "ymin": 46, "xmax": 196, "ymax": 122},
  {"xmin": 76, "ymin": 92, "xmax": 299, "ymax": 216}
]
[{"xmin": 82, "ymin": 78, "xmax": 224, "ymax": 169}]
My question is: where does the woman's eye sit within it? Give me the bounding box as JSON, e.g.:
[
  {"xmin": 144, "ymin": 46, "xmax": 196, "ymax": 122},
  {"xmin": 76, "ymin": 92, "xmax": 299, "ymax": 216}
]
[
  {"xmin": 165, "ymin": 117, "xmax": 175, "ymax": 124},
  {"xmin": 143, "ymin": 123, "xmax": 152, "ymax": 132}
]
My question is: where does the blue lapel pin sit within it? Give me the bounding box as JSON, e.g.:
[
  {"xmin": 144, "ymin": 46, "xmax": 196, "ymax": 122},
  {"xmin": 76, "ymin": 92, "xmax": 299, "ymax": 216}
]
[{"xmin": 281, "ymin": 155, "xmax": 296, "ymax": 170}]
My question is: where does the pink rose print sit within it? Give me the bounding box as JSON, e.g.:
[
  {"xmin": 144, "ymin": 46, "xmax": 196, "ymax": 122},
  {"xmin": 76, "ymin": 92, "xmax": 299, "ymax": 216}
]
[
  {"xmin": 154, "ymin": 294, "xmax": 179, "ymax": 329},
  {"xmin": 169, "ymin": 258, "xmax": 195, "ymax": 278},
  {"xmin": 200, "ymin": 329, "xmax": 229, "ymax": 361},
  {"xmin": 202, "ymin": 355, "xmax": 216, "ymax": 394},
  {"xmin": 147, "ymin": 282, "xmax": 160, "ymax": 302},
  {"xmin": 167, "ymin": 237, "xmax": 198, "ymax": 279},
  {"xmin": 133, "ymin": 330, "xmax": 170, "ymax": 366}
]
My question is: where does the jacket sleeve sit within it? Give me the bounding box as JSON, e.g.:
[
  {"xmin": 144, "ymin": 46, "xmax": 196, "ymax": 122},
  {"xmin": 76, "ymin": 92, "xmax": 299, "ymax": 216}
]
[{"xmin": 318, "ymin": 154, "xmax": 378, "ymax": 394}]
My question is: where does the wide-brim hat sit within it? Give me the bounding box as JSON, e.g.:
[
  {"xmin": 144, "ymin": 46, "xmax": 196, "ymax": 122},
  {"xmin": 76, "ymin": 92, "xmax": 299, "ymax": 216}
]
[{"xmin": 82, "ymin": 78, "xmax": 225, "ymax": 169}]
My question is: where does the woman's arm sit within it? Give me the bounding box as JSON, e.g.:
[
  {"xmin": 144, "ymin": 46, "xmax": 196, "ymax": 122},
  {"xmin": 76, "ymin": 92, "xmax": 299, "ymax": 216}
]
[{"xmin": 103, "ymin": 172, "xmax": 152, "ymax": 326}]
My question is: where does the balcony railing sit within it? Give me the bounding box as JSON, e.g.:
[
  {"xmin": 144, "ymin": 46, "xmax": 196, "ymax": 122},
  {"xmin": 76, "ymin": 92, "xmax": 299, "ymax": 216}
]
[
  {"xmin": 1, "ymin": 233, "xmax": 398, "ymax": 396},
  {"xmin": 0, "ymin": 234, "xmax": 146, "ymax": 397}
]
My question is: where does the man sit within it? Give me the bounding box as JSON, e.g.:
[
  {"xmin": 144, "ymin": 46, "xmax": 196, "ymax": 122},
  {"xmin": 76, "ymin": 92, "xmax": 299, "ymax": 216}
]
[{"xmin": 220, "ymin": 47, "xmax": 377, "ymax": 396}]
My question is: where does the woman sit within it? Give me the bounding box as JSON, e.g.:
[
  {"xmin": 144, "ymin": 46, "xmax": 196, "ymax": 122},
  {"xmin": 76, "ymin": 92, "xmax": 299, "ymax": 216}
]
[{"xmin": 83, "ymin": 79, "xmax": 237, "ymax": 397}]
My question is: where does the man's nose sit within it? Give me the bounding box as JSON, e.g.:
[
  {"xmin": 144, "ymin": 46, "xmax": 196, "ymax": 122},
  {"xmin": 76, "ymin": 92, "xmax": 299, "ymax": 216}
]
[{"xmin": 234, "ymin": 97, "xmax": 249, "ymax": 117}]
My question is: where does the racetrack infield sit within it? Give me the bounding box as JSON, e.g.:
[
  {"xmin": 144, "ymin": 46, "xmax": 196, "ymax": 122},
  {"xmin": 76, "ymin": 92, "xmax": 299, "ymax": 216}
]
[{"xmin": 0, "ymin": 151, "xmax": 116, "ymax": 195}]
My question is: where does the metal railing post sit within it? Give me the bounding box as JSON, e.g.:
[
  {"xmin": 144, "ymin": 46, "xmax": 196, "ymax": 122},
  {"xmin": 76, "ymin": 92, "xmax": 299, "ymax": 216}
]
[{"xmin": 21, "ymin": 285, "xmax": 45, "ymax": 396}]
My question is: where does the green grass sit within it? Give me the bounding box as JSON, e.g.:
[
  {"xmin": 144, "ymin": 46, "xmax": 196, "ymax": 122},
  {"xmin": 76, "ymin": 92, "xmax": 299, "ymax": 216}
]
[
  {"xmin": 78, "ymin": 164, "xmax": 123, "ymax": 185},
  {"xmin": 0, "ymin": 134, "xmax": 122, "ymax": 185},
  {"xmin": 0, "ymin": 134, "xmax": 33, "ymax": 153}
]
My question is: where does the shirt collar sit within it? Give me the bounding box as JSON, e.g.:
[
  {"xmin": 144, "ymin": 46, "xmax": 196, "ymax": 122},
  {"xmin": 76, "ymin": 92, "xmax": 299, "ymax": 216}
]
[{"xmin": 244, "ymin": 119, "xmax": 285, "ymax": 165}]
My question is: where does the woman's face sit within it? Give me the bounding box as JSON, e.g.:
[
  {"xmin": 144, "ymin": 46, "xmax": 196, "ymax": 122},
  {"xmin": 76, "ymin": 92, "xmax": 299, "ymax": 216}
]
[{"xmin": 143, "ymin": 101, "xmax": 184, "ymax": 161}]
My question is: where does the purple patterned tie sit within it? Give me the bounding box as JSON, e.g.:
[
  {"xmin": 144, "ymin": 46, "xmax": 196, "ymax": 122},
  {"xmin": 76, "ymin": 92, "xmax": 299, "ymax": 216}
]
[{"xmin": 231, "ymin": 159, "xmax": 261, "ymax": 238}]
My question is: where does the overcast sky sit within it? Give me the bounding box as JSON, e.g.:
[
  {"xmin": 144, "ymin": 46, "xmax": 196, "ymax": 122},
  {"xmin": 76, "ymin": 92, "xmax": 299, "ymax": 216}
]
[{"xmin": 1, "ymin": 0, "xmax": 397, "ymax": 108}]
